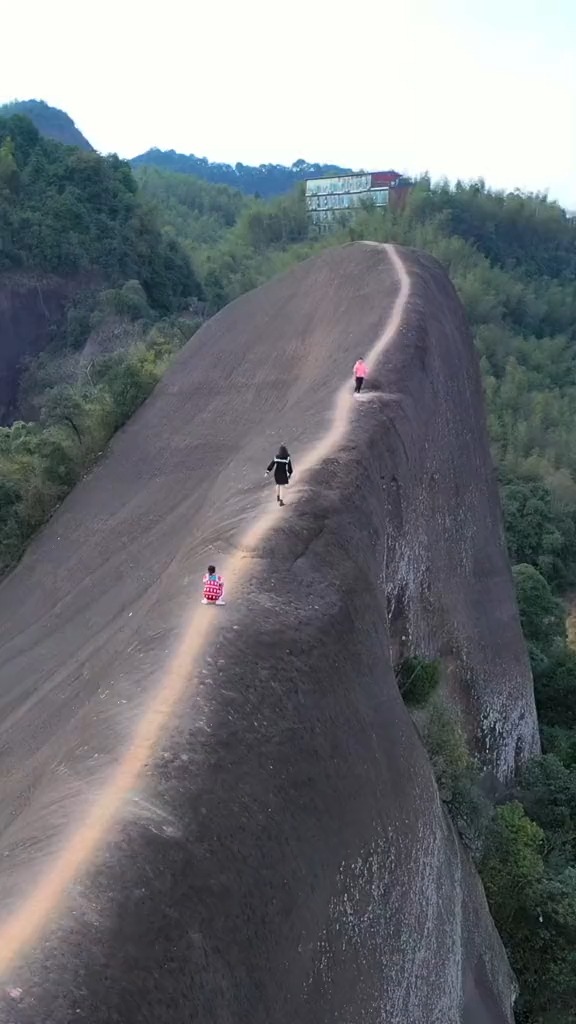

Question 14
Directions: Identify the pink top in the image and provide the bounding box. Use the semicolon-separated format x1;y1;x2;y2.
353;360;368;378
203;573;224;601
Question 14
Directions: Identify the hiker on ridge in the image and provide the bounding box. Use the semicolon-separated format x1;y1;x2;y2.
201;565;226;605
265;444;293;506
353;358;368;394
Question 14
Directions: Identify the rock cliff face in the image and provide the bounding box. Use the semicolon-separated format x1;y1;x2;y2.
377;248;539;778
0;271;94;423
0;243;538;1021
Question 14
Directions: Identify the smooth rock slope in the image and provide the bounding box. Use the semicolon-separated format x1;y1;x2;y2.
0;243;538;1021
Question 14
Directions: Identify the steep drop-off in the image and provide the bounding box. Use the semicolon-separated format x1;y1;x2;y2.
0;243;538;1021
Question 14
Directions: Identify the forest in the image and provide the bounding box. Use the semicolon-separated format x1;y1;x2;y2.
1;116;576;1020
131;148;354;197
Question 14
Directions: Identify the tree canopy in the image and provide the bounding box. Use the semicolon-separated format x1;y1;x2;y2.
131;148;354;197
0;99;93;151
0;113;201;312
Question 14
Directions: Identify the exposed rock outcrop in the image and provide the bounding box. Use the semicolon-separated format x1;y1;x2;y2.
0;243;538;1021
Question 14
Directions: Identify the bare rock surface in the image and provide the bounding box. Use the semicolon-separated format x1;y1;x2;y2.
0;243;538;1021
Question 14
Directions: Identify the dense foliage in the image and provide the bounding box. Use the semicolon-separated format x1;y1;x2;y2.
477;564;576;1023
131;148;353;197
0;118;203;571
136;166;248;248
402;571;576;1021
0;113;201;311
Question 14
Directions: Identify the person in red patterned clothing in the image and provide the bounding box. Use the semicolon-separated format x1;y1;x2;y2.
201;565;226;605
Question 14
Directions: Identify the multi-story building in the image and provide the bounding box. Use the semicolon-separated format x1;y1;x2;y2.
305;170;411;228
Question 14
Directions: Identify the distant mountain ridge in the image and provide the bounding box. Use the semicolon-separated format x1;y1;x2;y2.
130;148;355;197
0;99;93;151
2;100;358;197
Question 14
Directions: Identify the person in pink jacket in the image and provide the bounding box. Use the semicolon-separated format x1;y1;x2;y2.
201;565;226;605
353;358;368;394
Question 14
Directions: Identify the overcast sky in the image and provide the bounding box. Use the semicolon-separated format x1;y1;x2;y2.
2;0;575;208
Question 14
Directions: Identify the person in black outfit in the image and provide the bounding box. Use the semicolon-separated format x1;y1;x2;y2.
265;444;293;506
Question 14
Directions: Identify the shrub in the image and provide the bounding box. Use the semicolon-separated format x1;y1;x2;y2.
98;280;153;321
93;346;161;429
423;701;490;857
397;656;440;708
481;802;545;917
513;563;566;665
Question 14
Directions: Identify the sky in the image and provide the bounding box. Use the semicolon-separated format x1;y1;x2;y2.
1;0;575;208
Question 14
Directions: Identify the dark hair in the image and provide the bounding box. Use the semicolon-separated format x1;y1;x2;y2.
277;444;289;459
207;564;216;574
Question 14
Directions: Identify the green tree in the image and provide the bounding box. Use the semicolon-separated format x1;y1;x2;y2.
481;802;544;921
0;112;200;312
519;756;576;865
0;137;19;193
535;649;576;731
512;564;565;668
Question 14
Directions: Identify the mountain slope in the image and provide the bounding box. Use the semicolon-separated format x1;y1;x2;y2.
0;100;93;150
0;242;536;1022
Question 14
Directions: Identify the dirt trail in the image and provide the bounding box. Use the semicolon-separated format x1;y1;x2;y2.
0;244;409;976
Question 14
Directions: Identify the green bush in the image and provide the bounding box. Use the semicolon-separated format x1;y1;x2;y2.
423;701;490;857
513;563;566;669
98;280;153;321
481;802;545;920
397;656;440;708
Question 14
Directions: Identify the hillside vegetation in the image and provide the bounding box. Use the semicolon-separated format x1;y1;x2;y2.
0;99;93;151
0;113;200;309
0;114;202;571
131;148;353;197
